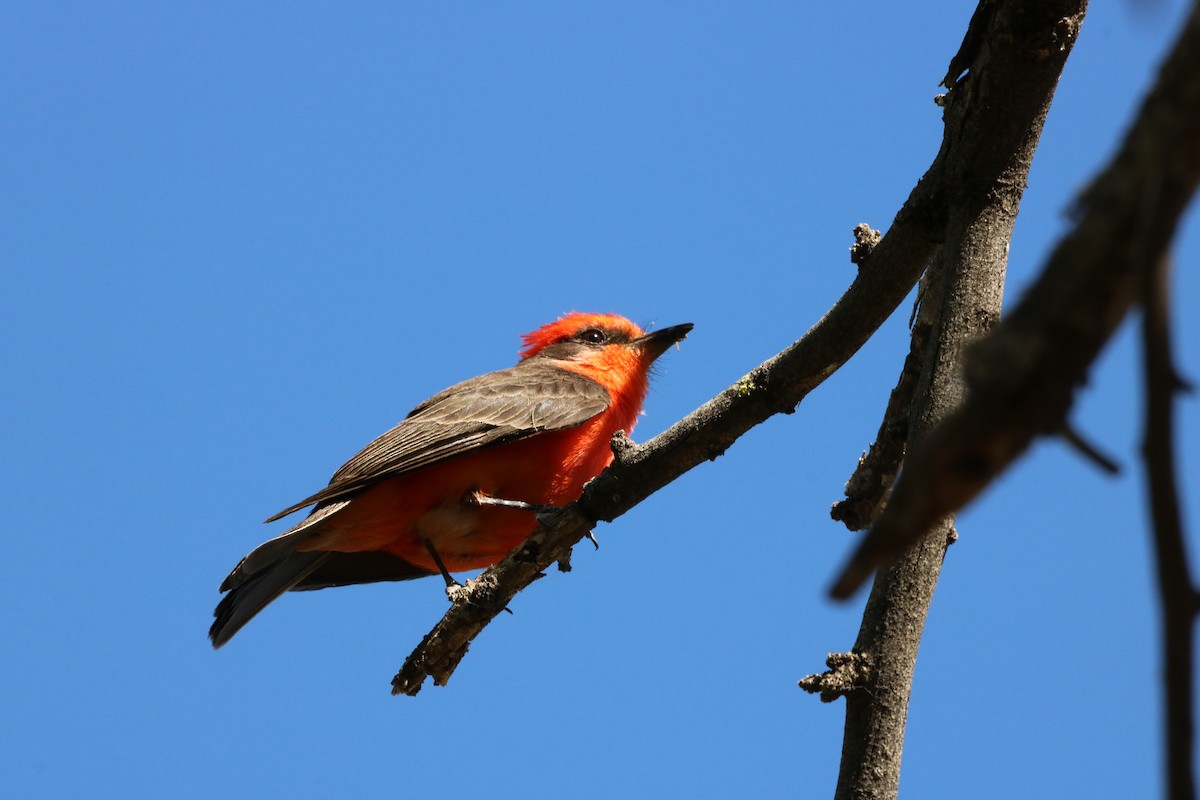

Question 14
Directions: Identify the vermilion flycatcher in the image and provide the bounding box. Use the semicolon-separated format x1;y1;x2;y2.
210;312;691;647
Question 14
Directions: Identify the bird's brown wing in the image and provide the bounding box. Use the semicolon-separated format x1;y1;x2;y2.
214;350;611;647
264;360;612;522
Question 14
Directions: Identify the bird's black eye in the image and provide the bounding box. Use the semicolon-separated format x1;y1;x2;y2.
576;328;607;344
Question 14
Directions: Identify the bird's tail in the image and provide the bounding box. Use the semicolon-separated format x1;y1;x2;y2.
209;551;332;649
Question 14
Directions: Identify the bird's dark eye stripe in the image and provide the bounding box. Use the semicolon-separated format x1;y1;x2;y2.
553;326;633;347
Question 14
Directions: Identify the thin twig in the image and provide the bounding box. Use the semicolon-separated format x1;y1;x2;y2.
1141;254;1196;800
831;262;941;531
1058;422;1122;475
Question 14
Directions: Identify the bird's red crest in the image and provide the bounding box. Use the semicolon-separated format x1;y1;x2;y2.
518;312;646;359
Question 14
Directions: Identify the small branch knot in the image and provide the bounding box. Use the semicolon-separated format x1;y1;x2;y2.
609;430;637;463
850;224;883;265
798;651;873;702
455;572;505;606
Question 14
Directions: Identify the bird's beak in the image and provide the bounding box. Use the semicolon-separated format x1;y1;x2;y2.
632;323;694;361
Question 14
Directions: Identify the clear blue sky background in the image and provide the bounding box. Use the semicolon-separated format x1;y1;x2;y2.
4;3;1198;798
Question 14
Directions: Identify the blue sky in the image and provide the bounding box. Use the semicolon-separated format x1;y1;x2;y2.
3;3;1198;798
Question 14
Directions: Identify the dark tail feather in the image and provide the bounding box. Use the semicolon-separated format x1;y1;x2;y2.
209;551;332;649
220;499;352;592
292;551;435;591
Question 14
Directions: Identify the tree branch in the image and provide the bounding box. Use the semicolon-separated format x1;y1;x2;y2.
832;0;1200;600
825;3;1088;797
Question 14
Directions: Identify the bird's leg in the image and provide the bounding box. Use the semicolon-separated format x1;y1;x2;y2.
421;538;460;590
471;491;599;549
421;537;513;613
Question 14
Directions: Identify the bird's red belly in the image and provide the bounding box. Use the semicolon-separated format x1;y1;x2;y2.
297;417;624;573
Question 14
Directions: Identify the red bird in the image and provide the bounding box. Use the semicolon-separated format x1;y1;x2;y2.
210;312;692;647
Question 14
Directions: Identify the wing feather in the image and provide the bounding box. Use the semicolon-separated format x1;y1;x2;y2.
264;361;610;522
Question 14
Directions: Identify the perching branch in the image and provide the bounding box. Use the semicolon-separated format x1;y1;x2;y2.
391;0;1088;697
391;218;934;692
391;160;947;694
392;162;950;694
832;0;1200;600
